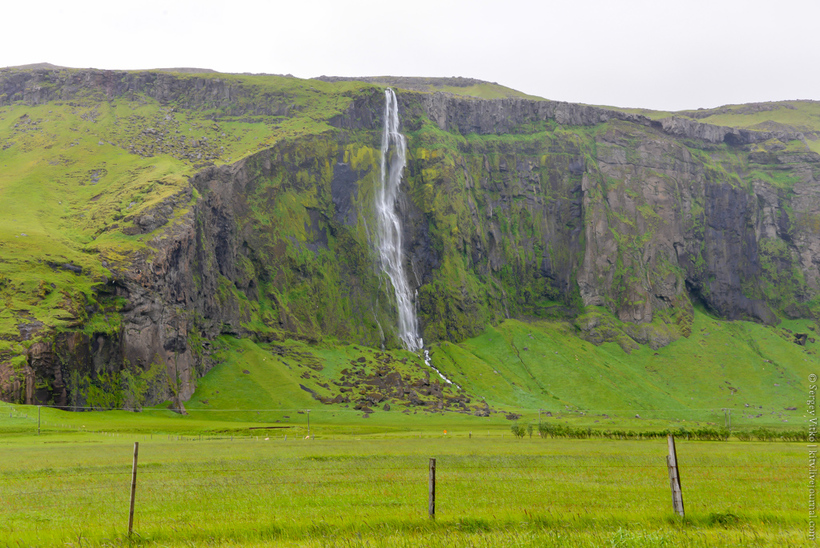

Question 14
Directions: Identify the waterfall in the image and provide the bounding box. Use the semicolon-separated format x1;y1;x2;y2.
375;89;422;352
374;89;460;389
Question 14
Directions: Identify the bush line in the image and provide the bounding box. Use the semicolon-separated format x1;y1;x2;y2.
507;423;808;442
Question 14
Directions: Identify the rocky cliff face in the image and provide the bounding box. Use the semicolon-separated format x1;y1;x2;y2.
0;68;296;116
395;93;820;348
1;68;819;405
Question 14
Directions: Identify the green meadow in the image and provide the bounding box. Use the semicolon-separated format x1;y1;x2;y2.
0;429;808;547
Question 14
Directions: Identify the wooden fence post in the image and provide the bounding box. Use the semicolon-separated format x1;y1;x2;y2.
128;442;139;536
428;457;436;519
666;434;684;517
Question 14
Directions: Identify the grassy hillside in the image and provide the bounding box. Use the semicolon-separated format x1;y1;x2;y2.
0;70;374;356
162;309;813;432
440;309;813;426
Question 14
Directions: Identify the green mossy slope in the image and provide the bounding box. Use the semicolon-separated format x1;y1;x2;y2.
179;309;815;431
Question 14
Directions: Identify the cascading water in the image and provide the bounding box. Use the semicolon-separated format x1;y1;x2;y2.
375;88;421;352
375;89;460;389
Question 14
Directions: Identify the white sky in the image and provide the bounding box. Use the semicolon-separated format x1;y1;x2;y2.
2;0;818;111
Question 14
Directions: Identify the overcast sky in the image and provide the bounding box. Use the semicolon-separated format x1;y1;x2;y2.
2;0;817;111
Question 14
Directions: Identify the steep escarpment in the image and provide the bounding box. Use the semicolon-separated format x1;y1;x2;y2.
141;91;820;355
1;67;819;407
394;94;820;349
180;97;820;352
0;68;306;117
419;93;808;144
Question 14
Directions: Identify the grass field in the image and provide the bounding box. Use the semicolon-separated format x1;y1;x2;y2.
0;428;808;547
